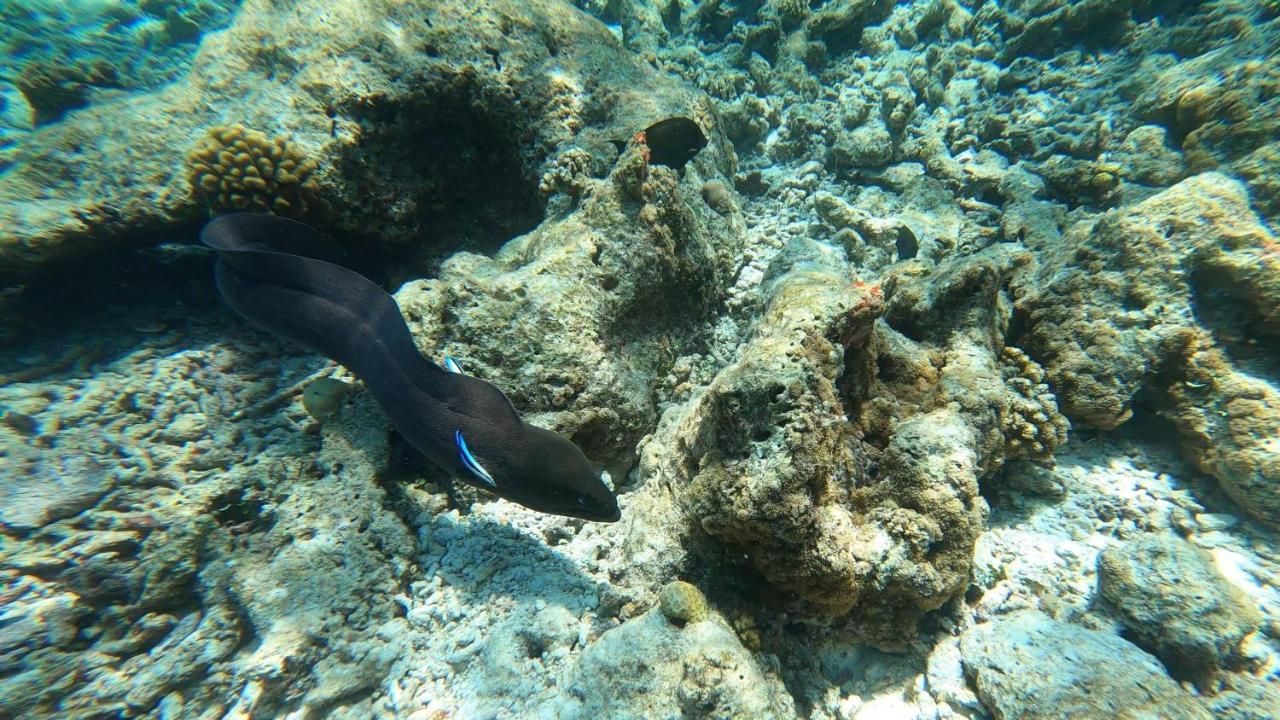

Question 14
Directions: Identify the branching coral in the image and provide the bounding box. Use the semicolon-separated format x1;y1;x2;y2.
186;125;319;215
999;346;1070;462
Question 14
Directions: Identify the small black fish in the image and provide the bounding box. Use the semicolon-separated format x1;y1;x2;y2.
896;226;919;261
641;116;707;170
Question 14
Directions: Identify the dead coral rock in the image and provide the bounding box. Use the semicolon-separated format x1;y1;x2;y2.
657;266;881;610
1014;172;1280;524
0;456;114;532
567;602;796;718
1155;335;1280;526
1098;535;1262;690
960;610;1212;720
873;246;1069;473
640;244;1071;645
1114;125;1187;187
640;251;987;646
186;124;320;215
1133;50;1280;221
395;138;741;476
805;0;896;54
999;0;1137;62
16;60;118;125
1034;155;1122;208
1232;141;1280;219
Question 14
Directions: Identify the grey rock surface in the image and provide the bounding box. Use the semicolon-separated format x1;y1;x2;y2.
0;458;112;530
1098;535;1262;688
562;595;796;719
959;610;1212;720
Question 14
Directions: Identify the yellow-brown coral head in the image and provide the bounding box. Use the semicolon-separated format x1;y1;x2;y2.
187;124;320;216
1000;346;1071;462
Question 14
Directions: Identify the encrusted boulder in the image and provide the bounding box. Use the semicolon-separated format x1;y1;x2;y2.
870;245;1067;475
1133;42;1280;220
1014;173;1280;524
0;0;728;282
640;262;885;617
639;241;1054;645
560;592;796;718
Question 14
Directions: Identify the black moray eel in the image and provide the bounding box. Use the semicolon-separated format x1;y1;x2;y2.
202;213;621;522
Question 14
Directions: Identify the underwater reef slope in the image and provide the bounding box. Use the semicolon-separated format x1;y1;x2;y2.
2;0;1280;718
0;0;724;281
0;0;738;717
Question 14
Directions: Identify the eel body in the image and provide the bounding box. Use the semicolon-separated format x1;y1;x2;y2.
202;213;620;522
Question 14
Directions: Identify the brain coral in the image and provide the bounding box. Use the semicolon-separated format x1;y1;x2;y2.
187;125;319;215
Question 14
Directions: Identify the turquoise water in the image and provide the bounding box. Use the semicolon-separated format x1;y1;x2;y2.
2;2;1278;718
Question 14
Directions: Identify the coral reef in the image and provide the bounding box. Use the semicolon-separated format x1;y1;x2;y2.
186;124;319;215
2;0;1279;717
1134;40;1280;217
1;1;739;714
997;0;1138;61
